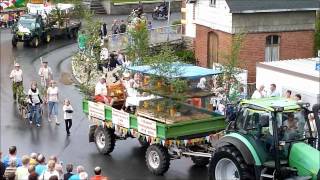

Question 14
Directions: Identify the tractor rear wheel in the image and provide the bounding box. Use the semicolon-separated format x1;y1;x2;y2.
191;156;210;166
145;144;170;175
94;127;116;155
209;146;253;180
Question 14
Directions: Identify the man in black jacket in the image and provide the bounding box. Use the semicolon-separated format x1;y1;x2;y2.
63;164;74;180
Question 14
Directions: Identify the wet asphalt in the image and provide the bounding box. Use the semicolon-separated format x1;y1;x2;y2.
0;13;209;180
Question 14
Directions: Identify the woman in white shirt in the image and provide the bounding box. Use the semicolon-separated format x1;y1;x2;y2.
28;81;43;127
47;80;59;125
63;99;73;136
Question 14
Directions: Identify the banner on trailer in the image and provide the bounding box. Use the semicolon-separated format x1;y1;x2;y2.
88;101;105;120
137;116;157;137
112;108;130;128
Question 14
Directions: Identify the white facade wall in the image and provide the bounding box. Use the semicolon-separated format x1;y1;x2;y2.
193;0;232;33
256;67;320;106
185;3;196;37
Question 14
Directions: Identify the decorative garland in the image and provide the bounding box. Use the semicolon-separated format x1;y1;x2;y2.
94;119;224;147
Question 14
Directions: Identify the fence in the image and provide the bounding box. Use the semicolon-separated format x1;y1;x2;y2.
104;24;183;51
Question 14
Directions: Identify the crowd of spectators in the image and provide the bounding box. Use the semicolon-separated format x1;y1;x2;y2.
0;146;108;180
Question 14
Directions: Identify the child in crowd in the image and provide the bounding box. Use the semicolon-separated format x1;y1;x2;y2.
63;99;73;136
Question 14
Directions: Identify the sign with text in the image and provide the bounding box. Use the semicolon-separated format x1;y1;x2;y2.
88;101;105;120
112;108;130;128
137;117;157;137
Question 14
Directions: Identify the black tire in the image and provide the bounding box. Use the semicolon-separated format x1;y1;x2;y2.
32;37;40;48
145;144;170;175
12;37;17;47
191;156;210;166
138;136;149;148
94;127;116;155
209;146;253;180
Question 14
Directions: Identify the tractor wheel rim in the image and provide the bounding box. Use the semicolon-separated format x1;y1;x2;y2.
47;35;50;42
35;38;39;46
148;150;160;169
96;131;106;149
215;158;240;180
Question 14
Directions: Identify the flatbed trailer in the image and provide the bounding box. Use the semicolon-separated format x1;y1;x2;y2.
83;99;226;175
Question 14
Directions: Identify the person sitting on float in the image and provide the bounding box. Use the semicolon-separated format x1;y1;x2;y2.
94;76;114;105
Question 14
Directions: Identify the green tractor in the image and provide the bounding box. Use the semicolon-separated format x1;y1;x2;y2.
209;98;320;180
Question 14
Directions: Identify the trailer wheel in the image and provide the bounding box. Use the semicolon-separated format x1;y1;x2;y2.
94;127;115;155
45;34;51;43
138;136;149;148
145;144;170;175
209;146;253;180
191;156;210;166
12;37;17;47
32;37;40;48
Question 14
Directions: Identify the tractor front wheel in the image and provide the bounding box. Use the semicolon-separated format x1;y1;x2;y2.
32;37;40;48
94;127;116;155
145;144;170;175
209;146;253;180
45;34;51;43
191;156;210;166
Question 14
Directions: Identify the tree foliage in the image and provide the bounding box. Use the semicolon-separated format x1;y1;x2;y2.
126;18;149;64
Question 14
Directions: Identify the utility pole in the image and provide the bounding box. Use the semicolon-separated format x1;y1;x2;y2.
166;0;171;41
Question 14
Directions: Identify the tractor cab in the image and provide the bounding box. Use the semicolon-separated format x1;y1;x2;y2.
222;97;320;180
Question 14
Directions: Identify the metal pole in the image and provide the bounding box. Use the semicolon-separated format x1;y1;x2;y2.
166;0;171;41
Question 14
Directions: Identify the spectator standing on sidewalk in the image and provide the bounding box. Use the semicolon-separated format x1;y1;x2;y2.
101;23;108;40
15;155;30;180
47;80;60;125
9;63;23;102
267;83;280;97
35;154;47;176
69;166;85;180
251;85;266;99
2;146;22;168
28;81;43;127
63;164;74;180
119;20;126;34
49;156;63;178
63;99;73;136
0;152;5;180
111;20;119;41
90;167;108;180
38;61;53;89
41;160;59;180
3;160;17;179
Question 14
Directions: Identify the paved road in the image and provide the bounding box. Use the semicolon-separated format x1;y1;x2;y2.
0;14;209;180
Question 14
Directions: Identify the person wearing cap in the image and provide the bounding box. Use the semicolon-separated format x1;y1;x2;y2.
94;77;113;105
38;61;53;89
9;63;23;101
90;167;108;180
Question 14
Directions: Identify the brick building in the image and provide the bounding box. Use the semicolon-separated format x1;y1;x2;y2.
181;0;319;82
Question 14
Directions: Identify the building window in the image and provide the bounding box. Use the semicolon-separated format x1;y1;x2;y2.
210;0;216;7
265;35;280;62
